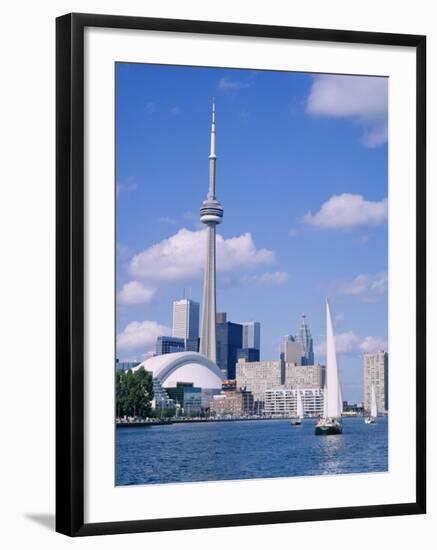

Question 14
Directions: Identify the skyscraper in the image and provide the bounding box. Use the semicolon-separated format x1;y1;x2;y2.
172;298;200;351
280;335;302;365
296;314;314;365
242;321;261;352
216;318;243;379
364;351;388;414
199;101;223;363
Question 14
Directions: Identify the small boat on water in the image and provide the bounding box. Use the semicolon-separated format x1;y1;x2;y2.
291;391;304;426
315;301;343;436
364;384;377;424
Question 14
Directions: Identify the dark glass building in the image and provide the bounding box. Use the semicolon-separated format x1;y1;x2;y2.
166;382;202;416
216;318;243;379
237;347;260;362
155;335;185;355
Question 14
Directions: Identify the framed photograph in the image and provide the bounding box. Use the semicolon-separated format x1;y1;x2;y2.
56;13;426;536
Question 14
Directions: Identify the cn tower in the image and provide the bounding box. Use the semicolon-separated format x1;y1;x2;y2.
199;101;223;363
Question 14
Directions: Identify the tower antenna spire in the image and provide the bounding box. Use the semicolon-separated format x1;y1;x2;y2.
200;101;224;362
208;99;216;198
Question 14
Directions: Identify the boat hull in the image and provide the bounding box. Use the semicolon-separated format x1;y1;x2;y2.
315;420;343;435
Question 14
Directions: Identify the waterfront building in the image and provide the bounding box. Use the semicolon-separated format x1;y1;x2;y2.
280;335;302;365
155;335;185;355
211;389;254;416
242;321;261;351
166;382;202;416
151;379;176;413
264;387;324;417
364;350;388;414
296;314;315;365
134;351;224;391
285;363;326;389
115;359;140;371
236;359;285;404
237;347;260;362
200;388;222;410
172;298;200;351
216;318;243;379
236;358;325;412
199;102;223;362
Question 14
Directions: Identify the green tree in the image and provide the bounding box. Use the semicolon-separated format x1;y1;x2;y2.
115;367;154;419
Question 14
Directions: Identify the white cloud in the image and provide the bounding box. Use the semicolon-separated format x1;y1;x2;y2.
306;74;388;148
116;242;134;261
218;76;251;91
170;105;182;115
146;102;156;114
303;194;387;229
117;320;170;351
158;216;177;225
116;178;138;197
359;336;388;353
241;271;288;286
288;228;297;238
130;228;274;282
338;272;387;301
118;281;156;306
315;330;387;357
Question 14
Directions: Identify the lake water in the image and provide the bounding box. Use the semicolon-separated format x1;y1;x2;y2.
116;416;388;486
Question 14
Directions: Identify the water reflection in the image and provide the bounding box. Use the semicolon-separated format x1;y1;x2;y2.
116;416;388;485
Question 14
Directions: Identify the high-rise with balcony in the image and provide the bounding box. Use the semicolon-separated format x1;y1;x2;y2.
364;350;388;414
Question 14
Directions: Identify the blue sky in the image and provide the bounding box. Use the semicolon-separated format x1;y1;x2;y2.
115;63;388;403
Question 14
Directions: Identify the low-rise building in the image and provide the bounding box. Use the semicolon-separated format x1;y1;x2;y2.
264;387;324;417
166;382;202;416
211;389;254;416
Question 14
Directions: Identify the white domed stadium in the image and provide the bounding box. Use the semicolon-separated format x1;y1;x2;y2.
134;351;225;390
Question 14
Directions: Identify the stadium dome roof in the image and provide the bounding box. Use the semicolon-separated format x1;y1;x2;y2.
134;351;225;389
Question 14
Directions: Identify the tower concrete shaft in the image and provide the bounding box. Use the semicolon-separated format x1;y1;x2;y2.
200;101;223;362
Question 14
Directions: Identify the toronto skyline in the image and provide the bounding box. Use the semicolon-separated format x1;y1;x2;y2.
115;63;388;403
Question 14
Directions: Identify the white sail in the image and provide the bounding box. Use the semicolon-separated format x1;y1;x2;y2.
296;390;304;418
338;382;343;415
323;385;328;418
370;384;378;418
326;300;341;418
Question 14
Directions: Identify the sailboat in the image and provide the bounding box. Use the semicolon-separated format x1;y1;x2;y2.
291;390;303;426
315;301;343;435
364;384;377;424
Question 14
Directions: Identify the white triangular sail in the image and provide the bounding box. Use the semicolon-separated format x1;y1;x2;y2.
326;301;341;418
323;385;328;418
296;390;304;418
338;382;343;415
370;384;377;418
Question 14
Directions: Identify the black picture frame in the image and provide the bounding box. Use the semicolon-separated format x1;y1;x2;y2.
56;12;426;537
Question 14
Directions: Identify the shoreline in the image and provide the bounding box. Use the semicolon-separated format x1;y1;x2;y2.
116;414;372;428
